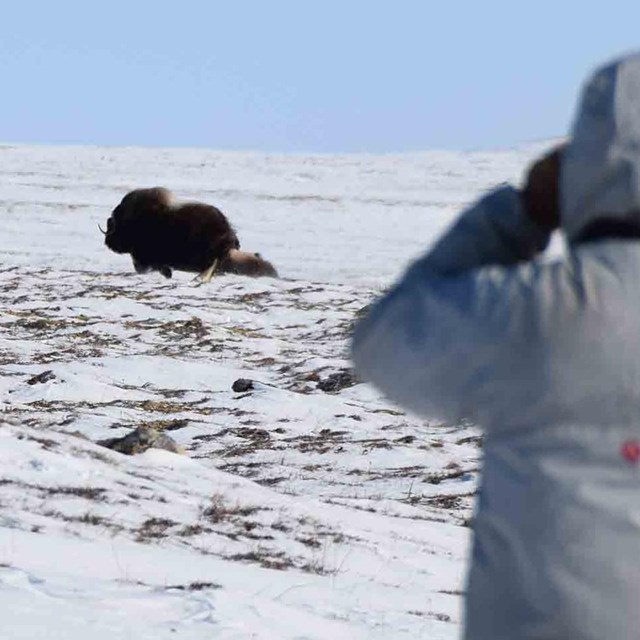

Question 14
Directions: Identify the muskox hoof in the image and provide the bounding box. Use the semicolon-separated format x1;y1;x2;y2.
159;266;173;279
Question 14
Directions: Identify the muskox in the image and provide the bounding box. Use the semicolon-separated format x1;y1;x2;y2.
102;187;278;281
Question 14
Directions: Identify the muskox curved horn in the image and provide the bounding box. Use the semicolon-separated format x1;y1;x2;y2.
98;223;107;235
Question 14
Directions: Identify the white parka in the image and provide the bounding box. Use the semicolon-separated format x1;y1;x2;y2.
352;53;640;639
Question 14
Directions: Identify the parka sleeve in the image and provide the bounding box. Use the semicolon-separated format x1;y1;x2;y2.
351;185;552;421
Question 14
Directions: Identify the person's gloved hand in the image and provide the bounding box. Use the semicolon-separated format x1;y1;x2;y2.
521;144;565;231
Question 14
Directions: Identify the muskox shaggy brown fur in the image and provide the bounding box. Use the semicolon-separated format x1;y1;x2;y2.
103;188;278;280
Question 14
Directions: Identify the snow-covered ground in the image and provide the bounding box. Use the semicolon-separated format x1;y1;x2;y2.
0;141;556;638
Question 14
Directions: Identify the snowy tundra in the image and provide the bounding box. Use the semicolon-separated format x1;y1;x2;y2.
0;141;556;639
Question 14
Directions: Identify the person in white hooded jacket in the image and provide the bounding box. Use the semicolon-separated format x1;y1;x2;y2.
352;52;640;640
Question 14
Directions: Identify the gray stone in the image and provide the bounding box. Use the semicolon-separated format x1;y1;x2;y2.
98;426;184;455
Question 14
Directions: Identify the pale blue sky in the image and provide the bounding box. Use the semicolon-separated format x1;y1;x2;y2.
2;1;640;152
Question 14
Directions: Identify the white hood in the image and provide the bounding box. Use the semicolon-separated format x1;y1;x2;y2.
562;52;640;240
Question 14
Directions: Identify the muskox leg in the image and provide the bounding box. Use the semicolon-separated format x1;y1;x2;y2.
133;259;152;274
197;259;219;284
158;266;172;279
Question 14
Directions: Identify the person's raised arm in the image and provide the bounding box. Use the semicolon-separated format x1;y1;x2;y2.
352;147;563;420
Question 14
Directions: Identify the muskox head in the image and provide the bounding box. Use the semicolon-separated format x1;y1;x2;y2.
102;187;172;255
